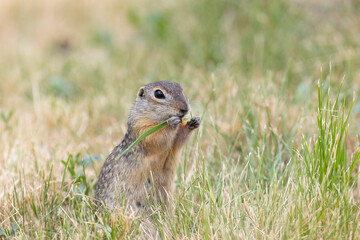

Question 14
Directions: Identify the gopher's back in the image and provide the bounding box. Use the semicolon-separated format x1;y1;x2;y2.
95;132;144;209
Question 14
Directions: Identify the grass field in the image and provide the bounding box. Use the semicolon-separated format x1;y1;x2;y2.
1;0;360;238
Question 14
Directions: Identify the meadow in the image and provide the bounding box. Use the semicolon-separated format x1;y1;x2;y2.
1;0;360;238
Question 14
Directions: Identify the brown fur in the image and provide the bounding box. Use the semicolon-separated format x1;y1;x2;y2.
95;81;201;215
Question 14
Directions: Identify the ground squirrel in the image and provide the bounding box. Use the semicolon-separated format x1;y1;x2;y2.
95;81;201;213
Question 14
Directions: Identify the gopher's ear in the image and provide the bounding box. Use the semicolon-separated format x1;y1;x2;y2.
138;87;145;98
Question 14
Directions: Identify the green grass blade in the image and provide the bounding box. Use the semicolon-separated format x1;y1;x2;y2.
115;120;169;160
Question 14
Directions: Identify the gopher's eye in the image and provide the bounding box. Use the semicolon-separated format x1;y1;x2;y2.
154;90;165;99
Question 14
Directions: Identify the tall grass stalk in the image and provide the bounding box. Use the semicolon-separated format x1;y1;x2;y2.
300;72;359;194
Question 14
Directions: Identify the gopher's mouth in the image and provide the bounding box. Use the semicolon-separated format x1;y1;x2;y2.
177;114;190;122
178;110;190;119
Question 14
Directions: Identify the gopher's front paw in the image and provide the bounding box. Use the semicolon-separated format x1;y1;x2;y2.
187;117;201;130
167;116;181;128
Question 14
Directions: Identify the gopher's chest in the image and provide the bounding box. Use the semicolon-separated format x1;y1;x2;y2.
143;150;168;169
140;150;176;185
127;152;175;210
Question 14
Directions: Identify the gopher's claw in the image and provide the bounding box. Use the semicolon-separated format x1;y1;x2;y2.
167;116;181;128
187;117;201;130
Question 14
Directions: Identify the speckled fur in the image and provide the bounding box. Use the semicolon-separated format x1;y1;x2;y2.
95;81;201;214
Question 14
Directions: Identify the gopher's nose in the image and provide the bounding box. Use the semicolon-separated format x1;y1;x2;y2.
179;107;189;117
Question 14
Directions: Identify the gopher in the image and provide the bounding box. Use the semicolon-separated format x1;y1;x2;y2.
95;81;201;213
